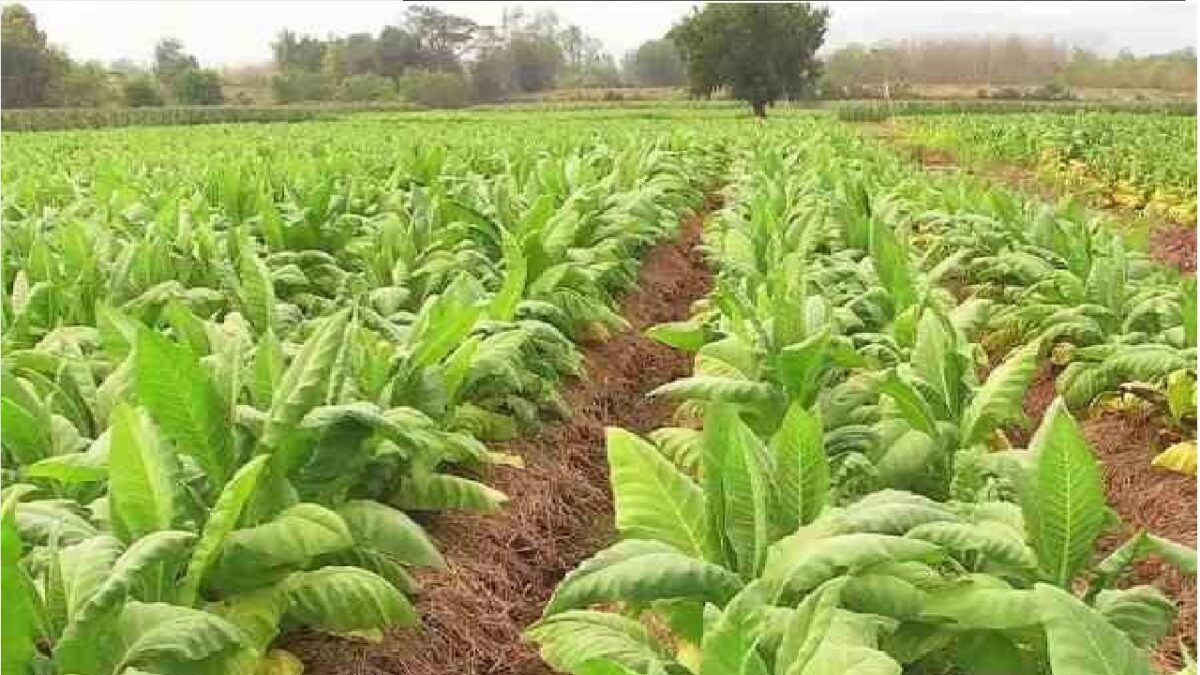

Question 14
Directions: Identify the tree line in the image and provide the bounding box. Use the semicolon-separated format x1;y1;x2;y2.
823;36;1196;95
2;2;1193;113
1;4;223;108
0;3;690;110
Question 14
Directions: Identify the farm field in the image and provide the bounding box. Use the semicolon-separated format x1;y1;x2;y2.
1;108;1196;675
898;112;1198;227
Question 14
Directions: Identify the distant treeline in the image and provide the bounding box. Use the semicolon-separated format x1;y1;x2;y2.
3;2;1195;114
836;98;1197;122
824;36;1196;95
1;3;689;110
0;102;425;132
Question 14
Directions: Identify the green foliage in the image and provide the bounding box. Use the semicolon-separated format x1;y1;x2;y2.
397;70;470;108
669;3;829;116
337;73;398;102
2;113;717;673
123;76;165;108
622;39;687;88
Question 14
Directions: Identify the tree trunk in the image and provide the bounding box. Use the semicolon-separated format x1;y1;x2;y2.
751;99;767;118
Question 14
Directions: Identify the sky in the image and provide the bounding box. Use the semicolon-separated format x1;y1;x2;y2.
14;1;1198;69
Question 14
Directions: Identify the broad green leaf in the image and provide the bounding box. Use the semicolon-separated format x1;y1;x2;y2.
607;427;706;559
115;601;250;672
1024;398;1106;588
179;455;269;606
409;274;483;368
526;610;674;674
960;340;1040;446
1035;582;1153;675
252;329;285;411
763;532;942;597
262;309;351;449
135;328;231;486
921;580;1038;629
391;473;508;512
869;218;917;314
336;500;444;569
776;332;829;406
840;574;927;620
905;521;1036;570
108;403;180;542
283;566;417;632
1;504;34;675
911;309;966;419
876;371;938;436
488;229;527;322
651;376;780;407
709;404;771;578
700;582;773;675
440;334;481;410
646;320;710;352
237;246;276;336
13;499;98;545
770;403;828;533
824;490;960;536
0;396;49;464
1094;586;1176;648
545;541;742;615
775;579;845;674
55;530;197;673
209;503;352;592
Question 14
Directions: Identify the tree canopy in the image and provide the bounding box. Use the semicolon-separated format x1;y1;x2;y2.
669;3;829;116
623;39;686;88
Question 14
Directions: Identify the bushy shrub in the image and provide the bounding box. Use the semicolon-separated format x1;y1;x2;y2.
271;70;326;103
397;70;470;108
123;75;164;107
171;68;223;105
337;73;397;102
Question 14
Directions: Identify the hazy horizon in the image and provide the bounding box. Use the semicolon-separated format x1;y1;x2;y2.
9;1;1197;69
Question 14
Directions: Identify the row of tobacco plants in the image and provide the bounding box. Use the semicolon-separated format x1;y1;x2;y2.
528;117;1197;674
0;117;726;674
903;111;1198;225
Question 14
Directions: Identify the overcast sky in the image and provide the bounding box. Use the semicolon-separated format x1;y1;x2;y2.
14;1;1198;68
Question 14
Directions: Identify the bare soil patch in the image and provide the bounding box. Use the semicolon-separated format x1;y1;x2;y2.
287;198;716;675
1150;224;1198;275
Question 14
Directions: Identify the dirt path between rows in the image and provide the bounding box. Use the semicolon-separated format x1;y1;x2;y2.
861;120;1197;274
287;197;717;675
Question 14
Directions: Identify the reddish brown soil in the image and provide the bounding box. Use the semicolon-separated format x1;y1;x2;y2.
286;201;716;675
1150;224;1198;275
1018;365;1197;671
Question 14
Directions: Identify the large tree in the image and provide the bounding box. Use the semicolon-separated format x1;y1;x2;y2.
153;37;199;84
1;4;62;107
669;3;828;117
623;39;686;87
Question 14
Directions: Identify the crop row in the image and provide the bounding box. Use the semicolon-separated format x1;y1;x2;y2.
529;117;1196;674
903;112;1198;224
0;119;725;674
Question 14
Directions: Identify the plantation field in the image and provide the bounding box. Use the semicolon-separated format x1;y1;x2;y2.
1;110;1196;675
902;112;1198;225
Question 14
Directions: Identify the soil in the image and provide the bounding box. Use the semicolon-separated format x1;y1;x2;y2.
1017;364;1197;671
286;198;716;675
1150;224;1198;275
